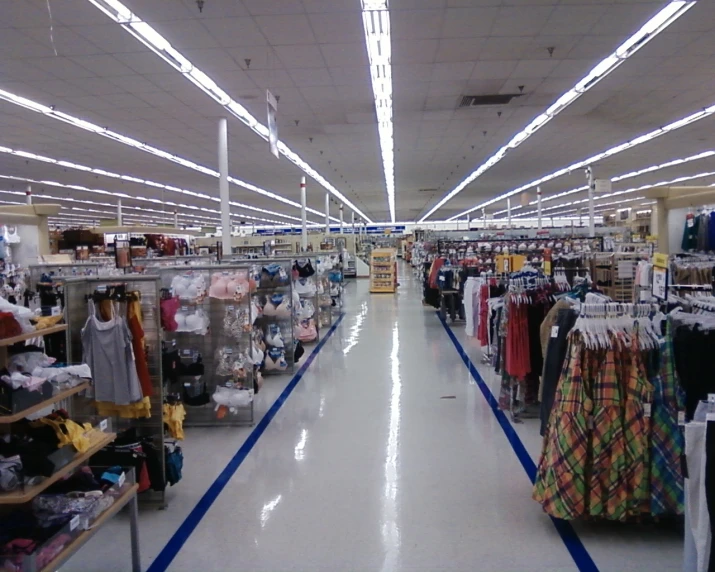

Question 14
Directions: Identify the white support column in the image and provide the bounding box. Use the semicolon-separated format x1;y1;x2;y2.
466;213;470;231
656;197;668;254
537;186;543;230
25;184;32;205
174;210;178;228
587;166;595;236
339;204;344;234
218;118;231;258
507;197;512;229
300;176;308;252
324;192;330;235
117;199;122;226
482;208;486;230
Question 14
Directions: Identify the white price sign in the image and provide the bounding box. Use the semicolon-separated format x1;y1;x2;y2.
651;266;668;301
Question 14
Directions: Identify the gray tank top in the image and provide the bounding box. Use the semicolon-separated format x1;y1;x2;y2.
81;301;143;405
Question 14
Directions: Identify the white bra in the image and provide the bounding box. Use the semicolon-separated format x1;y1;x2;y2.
263;296;291;319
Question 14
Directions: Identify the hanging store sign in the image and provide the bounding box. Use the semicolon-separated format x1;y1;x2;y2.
651;252;669;301
267;90;279;159
594;179;612;194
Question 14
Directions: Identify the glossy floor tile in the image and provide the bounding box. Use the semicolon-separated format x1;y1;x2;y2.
65;264;683;571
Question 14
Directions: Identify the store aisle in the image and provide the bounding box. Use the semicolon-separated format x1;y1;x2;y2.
159;266;578;572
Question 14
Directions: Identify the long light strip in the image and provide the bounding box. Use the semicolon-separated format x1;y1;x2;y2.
361;1;395;222
492;150;715;216
0;90;337;222
84;0;370;223
0;188;297;228
0;146;314;224
449;102;715;221
419;0;696;221
508;171;715;219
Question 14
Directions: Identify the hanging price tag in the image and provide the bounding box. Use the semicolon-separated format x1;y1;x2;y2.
551;326;559;338
99;419;108;431
687;217;695;228
678;411;686;426
182;349;191;356
181;306;188;312
643;403;651;418
117;472;126;488
70;515;80;531
51;306;61;316
708;394;715;404
228;305;235;311
707;412;715;422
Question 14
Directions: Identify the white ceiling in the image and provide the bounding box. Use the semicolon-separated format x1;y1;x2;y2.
0;0;714;226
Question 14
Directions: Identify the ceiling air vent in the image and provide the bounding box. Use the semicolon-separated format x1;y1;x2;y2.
458;94;522;108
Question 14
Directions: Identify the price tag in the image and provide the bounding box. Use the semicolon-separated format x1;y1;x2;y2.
51;305;61;316
99;419;108;431
438;275;445;282
182;349;191;356
97;285;107;293
643;403;651;418
707;412;715;422
708;394;715;404
184;382;191;387
117;472;126;487
225;348;233;354
551;326;559;338
678;411;686;426
70;515;80;531
228;305;235;311
181;306;188;312
688;217;695;228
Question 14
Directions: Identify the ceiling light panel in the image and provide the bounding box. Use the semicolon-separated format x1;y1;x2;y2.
420;0;697;222
85;0;370;223
362;2;395;222
0;89;335;223
0;146;313;225
449;102;715;221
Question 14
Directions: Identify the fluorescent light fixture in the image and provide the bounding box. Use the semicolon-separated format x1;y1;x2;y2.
85;0;371;222
0;145;318;225
361;2;395;221
449;102;715;221
0;88;336;222
421;0;697;221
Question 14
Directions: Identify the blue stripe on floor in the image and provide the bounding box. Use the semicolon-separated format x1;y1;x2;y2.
147;313;345;572
437;313;599;572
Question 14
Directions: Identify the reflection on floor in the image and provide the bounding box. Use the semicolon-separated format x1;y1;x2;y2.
66;265;682;572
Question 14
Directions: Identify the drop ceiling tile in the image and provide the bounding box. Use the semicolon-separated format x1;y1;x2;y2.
511;59;560;78
308;12;364;44
121;0;195;22
288;67;333;87
329;66;370;86
113;51;176;75
491;5;555;36
22;26;104;57
182;48;243;72
0;29;57;59
29;79;88;98
320;43;368;68
198;17;268;48
254;14;315;45
549;58;593;79
441;7;498;38
466;78;508;94
71;54;138;77
155;19;222;49
392;39;438;65
590;3;665;37
247;69;296;89
541;4;609;36
302;0;360;13
470;60;518;80
479;37;539;60
392;10;445;40
106;74;167;94
28;56;97;80
393;63;433;82
432;61;475;81
427;80;467;97
243;0;305;15
274;44;326;68
435;38;487;63
0;60;54;82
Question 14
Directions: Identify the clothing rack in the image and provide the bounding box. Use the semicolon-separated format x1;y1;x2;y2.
62;275;168;508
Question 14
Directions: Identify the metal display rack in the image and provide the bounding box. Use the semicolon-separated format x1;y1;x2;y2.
157;265;255;427
62;275;168;507
0;325;140;572
28;263;102;289
253;259;295;376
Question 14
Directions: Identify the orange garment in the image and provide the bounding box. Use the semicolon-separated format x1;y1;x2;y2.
127;297;153;398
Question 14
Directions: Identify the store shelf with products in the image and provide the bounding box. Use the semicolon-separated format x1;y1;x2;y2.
370;248;396;293
157;265;256;426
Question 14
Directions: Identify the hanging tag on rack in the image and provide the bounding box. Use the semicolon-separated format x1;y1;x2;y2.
99;419;108;431
181;306;188;312
643;403;651;418
551;326;559;338
117;472;126;488
182;349;191;356
228;305;235;311
96;285;107;293
69;515;80;531
708;394;715;404
707;412;715;422
51;305;61;316
678;411;686;426
687;217;695;228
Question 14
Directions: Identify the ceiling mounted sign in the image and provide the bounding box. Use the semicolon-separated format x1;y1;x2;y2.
520;192;530;207
266;90;279;159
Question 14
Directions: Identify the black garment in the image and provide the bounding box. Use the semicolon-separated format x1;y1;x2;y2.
540;307;577;436
706;421;715;572
293;259;315;278
673;326;715;419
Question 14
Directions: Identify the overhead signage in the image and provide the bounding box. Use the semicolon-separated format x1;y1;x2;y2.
267;90;279;159
594;179;612;194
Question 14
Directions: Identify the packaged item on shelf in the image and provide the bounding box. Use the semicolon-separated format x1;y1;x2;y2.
295;319;318;343
261;294;292;318
259;263;290;288
292;258;315;278
263;348;288;372
170;272;206;303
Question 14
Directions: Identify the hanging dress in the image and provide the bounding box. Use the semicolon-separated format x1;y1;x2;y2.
588;337;627;520
533;333;593;520
650;320;686;515
81;300;143;406
622;330;654;517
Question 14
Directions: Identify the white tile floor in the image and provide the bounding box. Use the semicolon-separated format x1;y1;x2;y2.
65;263;683;571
